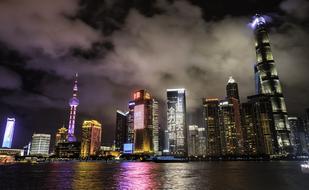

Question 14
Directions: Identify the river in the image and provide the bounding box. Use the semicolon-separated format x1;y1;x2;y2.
0;161;308;190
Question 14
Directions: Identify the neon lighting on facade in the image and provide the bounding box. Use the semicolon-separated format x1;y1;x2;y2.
2;118;15;148
250;14;267;29
134;104;144;129
68;73;79;142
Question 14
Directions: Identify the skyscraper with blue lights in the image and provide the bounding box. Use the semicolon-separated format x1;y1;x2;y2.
2;118;15;148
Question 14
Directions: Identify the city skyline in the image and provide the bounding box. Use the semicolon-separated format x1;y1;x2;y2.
0;0;308;149
1;1;309;190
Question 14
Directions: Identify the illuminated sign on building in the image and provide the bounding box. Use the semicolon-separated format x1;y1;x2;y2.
134;104;144;129
167;89;187;156
123;143;134;154
2;118;15;148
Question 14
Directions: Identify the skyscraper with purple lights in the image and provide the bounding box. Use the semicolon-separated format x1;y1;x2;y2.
2;118;15;148
67;73;79;142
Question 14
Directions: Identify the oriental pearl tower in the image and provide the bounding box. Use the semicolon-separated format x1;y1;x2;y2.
67;73;79;142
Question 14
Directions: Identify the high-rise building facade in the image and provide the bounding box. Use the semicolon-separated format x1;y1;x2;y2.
55;126;68;146
188;125;198;156
127;101;135;144
203;98;221;156
115;110;128;151
247;95;275;155
2;118;15;148
305;109;309;152
197;127;207;156
241;102;262;155
81;120;102;158
187;125;207;157
131;90;158;154
288;117;307;155
152;99;159;154
218;99;243;155
163;129;169;153
30;134;51;156
167;88;187;156
252;14;291;154
226;77;243;154
68;73;79;142
23;142;31;156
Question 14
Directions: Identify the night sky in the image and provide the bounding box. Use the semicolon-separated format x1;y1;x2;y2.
0;0;308;148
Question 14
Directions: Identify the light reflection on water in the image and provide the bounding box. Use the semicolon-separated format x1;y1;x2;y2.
116;162;160;189
0;161;308;190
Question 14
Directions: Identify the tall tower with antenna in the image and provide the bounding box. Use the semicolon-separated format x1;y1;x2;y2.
67;73;79;142
251;14;291;154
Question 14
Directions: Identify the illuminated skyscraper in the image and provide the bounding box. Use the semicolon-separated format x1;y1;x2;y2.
226;76;239;101
30;134;51;156
80;120;102;158
247;95;276;155
2;118;15;148
225;77;243;154
163;129;169;154
55;126;68;146
167;89;187;156
188;125;206;157
197;127;207;156
152;99;159;154
131;90;158;154
288;117;307;155
219;99;243;155
203;98;221;156
127;101;135;143
305;109;309;152
188;125;198;156
68;73;79;142
251;14;291;154
115;110;128;151
241;102;264;155
23;142;31;156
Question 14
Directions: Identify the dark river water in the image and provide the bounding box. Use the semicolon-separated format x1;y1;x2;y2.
0;161;308;190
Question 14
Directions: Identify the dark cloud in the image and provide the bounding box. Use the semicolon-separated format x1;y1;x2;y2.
0;92;63;109
103;2;255;110
0;67;21;90
0;0;101;57
280;0;309;19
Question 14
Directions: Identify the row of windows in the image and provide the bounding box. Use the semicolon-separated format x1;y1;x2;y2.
256;46;274;63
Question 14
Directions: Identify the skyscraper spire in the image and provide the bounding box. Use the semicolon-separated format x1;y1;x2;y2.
226;76;239;100
68;73;79;142
228;76;236;84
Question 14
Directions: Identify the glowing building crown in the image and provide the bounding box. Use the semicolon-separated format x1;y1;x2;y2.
251;14;266;29
228;76;236;84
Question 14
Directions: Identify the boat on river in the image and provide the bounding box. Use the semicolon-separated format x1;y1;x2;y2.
301;161;309;174
153;156;189;163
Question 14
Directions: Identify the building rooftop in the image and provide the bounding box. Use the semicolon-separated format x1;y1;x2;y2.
228;76;236;84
